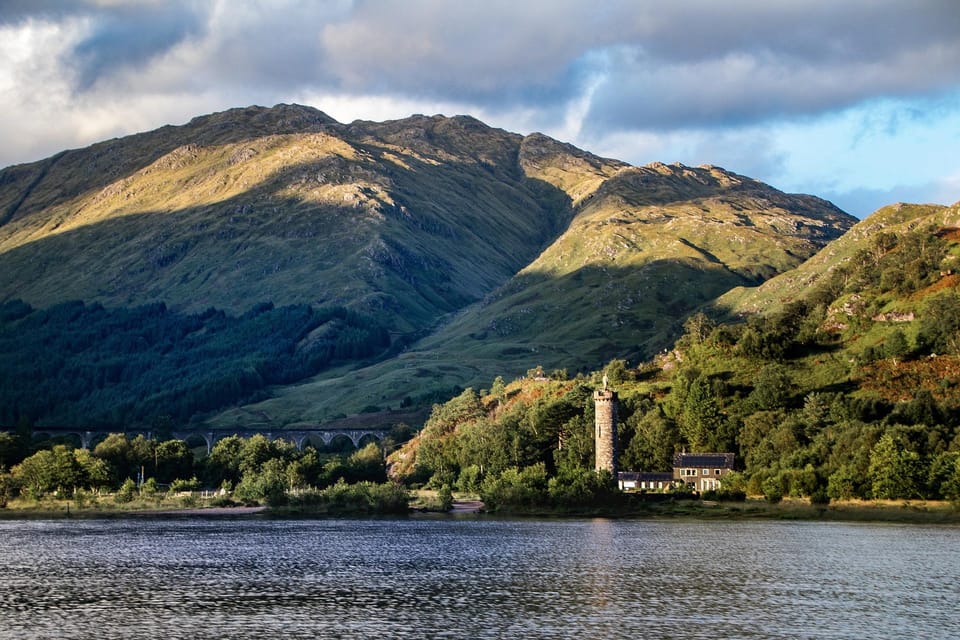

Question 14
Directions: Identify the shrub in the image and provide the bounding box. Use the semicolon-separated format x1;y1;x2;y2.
169;477;201;492
436;484;454;511
286;480;409;514
73;488;92;509
209;495;237;507
762;477;783;503
0;469;12;508
547;468;618;508
114;478;136;504
457;464;482;494
479;464;548;510
810;488;831;506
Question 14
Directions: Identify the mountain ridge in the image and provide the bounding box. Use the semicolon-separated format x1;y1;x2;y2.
0;104;856;426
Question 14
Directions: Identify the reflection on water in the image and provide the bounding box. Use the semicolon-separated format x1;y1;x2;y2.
1;517;958;639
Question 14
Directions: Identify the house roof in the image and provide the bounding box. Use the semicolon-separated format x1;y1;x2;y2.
673;452;735;468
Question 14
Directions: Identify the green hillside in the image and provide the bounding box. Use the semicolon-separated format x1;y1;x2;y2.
394;203;960;504
0;104;855;428
715;202;960;317
211;160;853;426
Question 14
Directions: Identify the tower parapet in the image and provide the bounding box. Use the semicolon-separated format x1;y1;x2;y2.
594;389;618;476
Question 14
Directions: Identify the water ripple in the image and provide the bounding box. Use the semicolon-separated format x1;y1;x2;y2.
0;519;958;639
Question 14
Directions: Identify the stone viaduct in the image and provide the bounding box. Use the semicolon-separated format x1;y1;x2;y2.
25;426;388;453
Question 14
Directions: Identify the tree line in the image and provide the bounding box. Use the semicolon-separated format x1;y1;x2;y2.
3;225;958;512
0;430;412;510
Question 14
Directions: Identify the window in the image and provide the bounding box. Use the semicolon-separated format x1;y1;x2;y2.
703;469;710;475
715;469;722;475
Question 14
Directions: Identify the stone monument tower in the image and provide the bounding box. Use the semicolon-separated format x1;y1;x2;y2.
594;375;618;476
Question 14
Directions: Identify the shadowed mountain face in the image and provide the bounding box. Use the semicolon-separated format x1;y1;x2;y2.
0;104;857;425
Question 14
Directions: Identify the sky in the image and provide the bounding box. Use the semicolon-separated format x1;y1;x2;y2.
1;1;959;218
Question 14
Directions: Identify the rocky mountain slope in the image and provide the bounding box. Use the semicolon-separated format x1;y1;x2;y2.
0;104;856;427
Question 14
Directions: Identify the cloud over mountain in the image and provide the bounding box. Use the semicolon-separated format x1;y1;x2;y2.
1;0;958;217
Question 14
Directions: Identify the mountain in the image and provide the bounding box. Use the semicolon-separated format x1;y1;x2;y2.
392;201;960;504
0;105;573;332
0;104;855;427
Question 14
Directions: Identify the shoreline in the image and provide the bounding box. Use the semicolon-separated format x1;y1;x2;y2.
481;497;960;524
1;497;958;524
0;503;270;520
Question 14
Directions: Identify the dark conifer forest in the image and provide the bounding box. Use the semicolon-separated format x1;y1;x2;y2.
0;300;389;427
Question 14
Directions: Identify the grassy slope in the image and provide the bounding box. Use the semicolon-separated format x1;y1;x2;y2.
708;201;960;403
0;107;568;334
212;160;854;425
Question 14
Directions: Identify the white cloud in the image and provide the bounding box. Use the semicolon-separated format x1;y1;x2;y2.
0;17;90;162
0;0;959;219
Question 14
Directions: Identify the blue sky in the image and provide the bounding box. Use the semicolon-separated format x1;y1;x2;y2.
1;0;958;218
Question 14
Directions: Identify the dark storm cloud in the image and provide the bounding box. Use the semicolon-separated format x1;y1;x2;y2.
0;1;207;90
315;0;613;104
283;0;960;132
69;3;207;90
8;0;956;134
181;3;347;93
0;0;79;22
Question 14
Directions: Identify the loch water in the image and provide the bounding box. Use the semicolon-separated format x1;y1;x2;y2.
1;516;958;639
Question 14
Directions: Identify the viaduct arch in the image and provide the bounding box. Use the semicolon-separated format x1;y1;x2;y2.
23;426;389;453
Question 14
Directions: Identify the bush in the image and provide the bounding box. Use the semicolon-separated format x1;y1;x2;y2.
547;468;618;508
436;484;454;511
114;478;136;504
762;477;783;503
827;465;859;501
169;477;201;492
286;480;409;514
479;464;548;510
457;464;482;494
669;483;696;497
810;488;831;506
0;470;12;508
235;471;286;506
209;495;237;508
